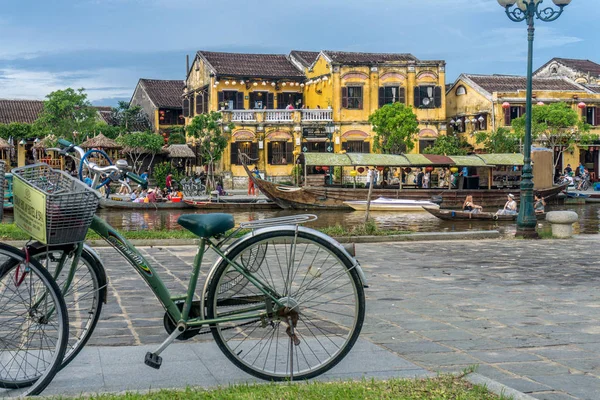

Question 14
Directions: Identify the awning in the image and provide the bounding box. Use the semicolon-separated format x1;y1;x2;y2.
476;153;524;166
422;154;455;165
448;155;489;167
402;154;436;166
346;153;410;167
302;153;351;166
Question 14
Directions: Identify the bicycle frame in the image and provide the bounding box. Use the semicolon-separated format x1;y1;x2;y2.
88;215;286;327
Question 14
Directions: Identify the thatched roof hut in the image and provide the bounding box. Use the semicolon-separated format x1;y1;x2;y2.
81;133;121;149
0;137;9;149
33;135;57;149
167;144;195;158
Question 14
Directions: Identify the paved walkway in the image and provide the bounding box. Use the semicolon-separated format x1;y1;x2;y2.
14;238;600;399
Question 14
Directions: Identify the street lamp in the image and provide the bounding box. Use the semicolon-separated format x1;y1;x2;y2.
497;0;571;238
325;121;335;184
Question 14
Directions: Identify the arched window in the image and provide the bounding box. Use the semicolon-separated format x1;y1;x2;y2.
456;85;467;96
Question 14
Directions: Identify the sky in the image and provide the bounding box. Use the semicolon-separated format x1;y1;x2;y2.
0;0;596;106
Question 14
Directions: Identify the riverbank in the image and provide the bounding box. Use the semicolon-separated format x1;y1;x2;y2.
0;223;500;247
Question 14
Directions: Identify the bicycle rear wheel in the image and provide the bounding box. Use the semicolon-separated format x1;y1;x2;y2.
205;230;365;380
0;243;68;396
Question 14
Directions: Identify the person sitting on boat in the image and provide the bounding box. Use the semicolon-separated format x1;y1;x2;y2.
130;189;139;202
146;189;157;203
496;193;518;216
463;195;482;214
534;192;546;214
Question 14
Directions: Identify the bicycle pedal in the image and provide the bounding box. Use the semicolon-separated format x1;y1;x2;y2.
144;352;162;369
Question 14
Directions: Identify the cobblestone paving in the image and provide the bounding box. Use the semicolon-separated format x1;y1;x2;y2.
90;238;600;400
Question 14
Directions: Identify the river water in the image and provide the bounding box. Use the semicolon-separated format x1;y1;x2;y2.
4;203;599;237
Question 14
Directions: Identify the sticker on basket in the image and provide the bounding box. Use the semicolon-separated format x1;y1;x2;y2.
106;231;153;277
13;179;47;243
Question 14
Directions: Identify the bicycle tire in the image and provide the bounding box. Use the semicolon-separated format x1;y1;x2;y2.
205;230;365;381
0;243;69;396
19;244;106;370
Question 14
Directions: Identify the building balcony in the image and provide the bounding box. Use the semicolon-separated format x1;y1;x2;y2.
222;109;333;125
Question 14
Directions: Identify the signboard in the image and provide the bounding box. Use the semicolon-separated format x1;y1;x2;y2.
302;127;329;139
13;178;47;243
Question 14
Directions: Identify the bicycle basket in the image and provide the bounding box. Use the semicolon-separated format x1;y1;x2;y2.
0;160;4;221
11;163;100;245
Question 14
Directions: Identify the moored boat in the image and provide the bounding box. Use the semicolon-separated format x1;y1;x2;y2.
423;206;545;221
184;199;278;210
343;197;440;212
99;198;192;210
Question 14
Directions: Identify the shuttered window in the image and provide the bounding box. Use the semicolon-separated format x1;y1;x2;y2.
585;107;599;126
268;142;293;165
343;86;362;109
277;93;302;109
414;86;442;109
230;141;258;165
183;98;190;117
195;88;209;114
219;91;243;110
378;87;405;107
342;141;370;153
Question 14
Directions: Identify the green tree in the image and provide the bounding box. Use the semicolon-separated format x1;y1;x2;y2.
368;103;419;154
512;102;591;177
168;132;186;145
186;112;232;190
474;127;522;154
0;123;36;140
110;101;150;133
33;88;98;142
116;132;164;173
423;134;471;156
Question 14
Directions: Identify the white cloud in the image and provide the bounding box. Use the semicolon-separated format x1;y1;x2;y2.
0;68;133;102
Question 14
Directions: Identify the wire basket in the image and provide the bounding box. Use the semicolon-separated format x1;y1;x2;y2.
11;163;100;245
0;161;5;221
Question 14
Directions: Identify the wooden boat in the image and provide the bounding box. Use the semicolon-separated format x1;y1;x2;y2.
343;197;440;212
248;175;568;210
423;206;545;221
99;198;193;210
184;199;278;210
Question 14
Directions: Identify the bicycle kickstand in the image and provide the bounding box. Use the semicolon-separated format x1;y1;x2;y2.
144;323;185;369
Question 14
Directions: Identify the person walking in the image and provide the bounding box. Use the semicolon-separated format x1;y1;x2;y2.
248;166;259;196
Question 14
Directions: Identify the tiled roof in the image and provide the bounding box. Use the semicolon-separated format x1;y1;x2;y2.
322;51;418;65
584;84;600;94
139;79;184;109
289;51;320;68
198;51;305;79
536;58;600;78
465;74;584;94
0;99;44;124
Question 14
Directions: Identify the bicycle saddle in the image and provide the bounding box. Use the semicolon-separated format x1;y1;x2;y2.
177;213;235;238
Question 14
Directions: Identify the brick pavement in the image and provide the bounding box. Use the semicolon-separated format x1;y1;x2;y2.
89;237;600;400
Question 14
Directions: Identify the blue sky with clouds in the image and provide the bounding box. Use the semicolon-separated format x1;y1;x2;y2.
0;0;595;106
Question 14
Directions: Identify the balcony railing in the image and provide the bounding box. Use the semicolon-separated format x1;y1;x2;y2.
302;109;333;122
231;110;257;122
222;109;332;123
264;110;293;122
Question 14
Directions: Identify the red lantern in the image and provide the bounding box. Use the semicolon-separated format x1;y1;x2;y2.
425;166;434;173
357;167;365;173
404;167;412;173
322;166;329;172
502;102;510;109
578;102;587;109
377;166;384;171
315;166;322;171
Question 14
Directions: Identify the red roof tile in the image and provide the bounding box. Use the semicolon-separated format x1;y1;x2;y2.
466;74;584;94
139;79;184;109
536;58;600;78
289;51;320;68
0;99;44;124
198;51;305;79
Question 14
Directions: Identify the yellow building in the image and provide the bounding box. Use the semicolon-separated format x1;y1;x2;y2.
184;50;447;187
446;73;600;177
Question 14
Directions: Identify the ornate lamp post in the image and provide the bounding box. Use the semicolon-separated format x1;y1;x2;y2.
325;121;335;185
497;0;572;238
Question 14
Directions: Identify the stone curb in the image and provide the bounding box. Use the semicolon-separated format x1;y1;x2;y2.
466;373;538;400
2;230;501;248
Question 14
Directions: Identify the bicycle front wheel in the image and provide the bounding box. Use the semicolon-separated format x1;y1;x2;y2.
205;230;365;380
0;243;68;396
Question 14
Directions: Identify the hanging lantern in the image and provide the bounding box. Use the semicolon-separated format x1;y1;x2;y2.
404;167;411;173
315;166;322;171
322;166;329;172
322;76;329;81
240;80;245;85
300;83;305;87
295;82;299;86
225;81;230;85
215;81;220;85
231;81;236;85
282;82;286;87
377;166;384;172
357;167;365;173
578;102;587;109
271;82;276;87
425;166;434;173
502;102;510;109
350;170;358;177
450;167;459;173
262;81;267;86
253;82;258;86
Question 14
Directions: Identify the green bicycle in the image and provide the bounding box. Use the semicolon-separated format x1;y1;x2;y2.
4;139;366;392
